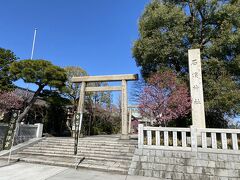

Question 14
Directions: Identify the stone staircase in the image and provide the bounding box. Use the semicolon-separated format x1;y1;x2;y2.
1;135;137;174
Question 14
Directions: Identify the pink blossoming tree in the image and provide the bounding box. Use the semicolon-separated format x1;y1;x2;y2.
0;91;23;112
139;71;191;126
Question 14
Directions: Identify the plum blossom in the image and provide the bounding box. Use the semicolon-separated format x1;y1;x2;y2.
139;71;191;126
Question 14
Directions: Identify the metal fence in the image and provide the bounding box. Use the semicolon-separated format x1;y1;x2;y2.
138;124;240;154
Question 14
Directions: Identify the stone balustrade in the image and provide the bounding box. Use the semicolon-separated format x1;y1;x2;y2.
197;128;240;153
138;124;240;154
130;124;240;178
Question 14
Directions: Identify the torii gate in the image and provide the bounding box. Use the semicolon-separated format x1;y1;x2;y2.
72;74;138;139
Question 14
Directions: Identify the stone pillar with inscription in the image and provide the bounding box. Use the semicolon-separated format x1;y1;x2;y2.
188;49;206;128
3;110;19;150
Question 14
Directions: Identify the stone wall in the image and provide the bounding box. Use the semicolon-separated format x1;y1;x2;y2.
0;123;39;151
128;148;240;179
14;124;38;144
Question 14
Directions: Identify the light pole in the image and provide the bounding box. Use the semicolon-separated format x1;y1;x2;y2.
30;28;37;60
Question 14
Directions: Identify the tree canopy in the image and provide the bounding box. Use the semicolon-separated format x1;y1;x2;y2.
133;0;240;77
0;47;17;91
10;60;66;89
63;66;88;107
9;59;67;122
133;0;240;126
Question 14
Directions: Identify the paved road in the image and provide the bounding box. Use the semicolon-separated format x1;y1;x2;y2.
0;160;157;180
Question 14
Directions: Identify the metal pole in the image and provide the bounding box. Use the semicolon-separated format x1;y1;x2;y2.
7;123;19;164
30;28;37;60
26;28;38;94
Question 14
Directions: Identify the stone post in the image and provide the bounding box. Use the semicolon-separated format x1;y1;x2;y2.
190;126;198;152
188;49;206;128
128;108;132;134
138;124;144;148
35;123;43;138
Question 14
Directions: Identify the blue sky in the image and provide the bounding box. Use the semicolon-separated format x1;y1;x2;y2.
0;0;150;104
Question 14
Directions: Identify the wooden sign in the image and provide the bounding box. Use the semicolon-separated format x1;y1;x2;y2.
3;110;19;150
74;113;80;155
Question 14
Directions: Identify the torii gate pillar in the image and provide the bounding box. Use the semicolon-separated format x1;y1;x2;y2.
121;79;128;139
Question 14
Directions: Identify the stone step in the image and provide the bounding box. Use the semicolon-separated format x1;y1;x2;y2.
1;155;128;174
43;138;134;142
34;143;136;150
40;140;121;144
22;148;133;157
22;149;74;155
18;151;132;161
78;147;134;153
4;136;136;175
4;153;130;167
82;159;130;167
37;141;136;147
24;147;134;156
38;140;137;145
79;149;133;156
27;146;134;153
43;138;137;145
27;146;74;152
17;151;75;158
45;137;134;142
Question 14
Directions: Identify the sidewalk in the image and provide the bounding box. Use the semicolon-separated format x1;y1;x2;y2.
0;160;157;180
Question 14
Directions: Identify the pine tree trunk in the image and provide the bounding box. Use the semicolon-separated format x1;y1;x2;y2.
17;85;44;123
